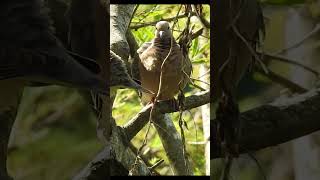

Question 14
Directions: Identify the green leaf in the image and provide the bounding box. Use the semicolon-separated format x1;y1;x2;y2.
192;58;207;64
198;42;210;54
191;37;199;58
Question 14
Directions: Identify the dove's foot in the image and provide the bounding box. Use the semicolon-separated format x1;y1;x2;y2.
159;98;179;111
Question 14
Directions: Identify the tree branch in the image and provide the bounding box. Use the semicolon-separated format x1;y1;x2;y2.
153;113;191;175
192;5;210;29
110;4;135;61
123;90;209;141
129;12;197;30
212;88;320;158
259;52;320;77
254;66;308;94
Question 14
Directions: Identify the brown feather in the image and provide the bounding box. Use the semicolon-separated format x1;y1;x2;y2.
137;21;192;104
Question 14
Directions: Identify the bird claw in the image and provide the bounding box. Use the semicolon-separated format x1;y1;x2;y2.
160;98;179;111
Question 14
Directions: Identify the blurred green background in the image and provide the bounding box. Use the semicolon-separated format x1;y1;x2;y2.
8;86;103;180
212;0;320;180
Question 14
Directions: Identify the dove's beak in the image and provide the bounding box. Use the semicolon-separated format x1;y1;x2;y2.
159;31;165;39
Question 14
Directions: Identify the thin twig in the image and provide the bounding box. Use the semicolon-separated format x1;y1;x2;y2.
255;66;308;93
128;142;160;174
155;4;182;103
191;28;204;40
174;29;209;39
275;23;320;55
130;12;196;30
198;69;210;78
188;141;207;145
231;24;269;74
189;82;207;91
129;120;152;174
148;159;164;171
135;5;159;25
128;4;140;28
259;52;320;77
191;77;210;86
192;4;210;29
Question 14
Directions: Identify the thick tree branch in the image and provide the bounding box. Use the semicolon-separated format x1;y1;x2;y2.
212;88;320;158
123;90;209;140
110;4;135;61
126;30;141;81
109;4;150;175
153;113;191;175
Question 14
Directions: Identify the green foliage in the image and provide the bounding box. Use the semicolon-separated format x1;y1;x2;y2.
132;5;210;67
8;87;102;180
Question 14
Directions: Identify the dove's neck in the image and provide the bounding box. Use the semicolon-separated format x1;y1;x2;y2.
152;37;177;49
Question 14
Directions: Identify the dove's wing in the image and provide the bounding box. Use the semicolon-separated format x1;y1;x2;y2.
138;44;166;72
137;42;152;55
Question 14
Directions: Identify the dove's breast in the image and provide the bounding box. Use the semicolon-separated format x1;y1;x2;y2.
138;43;190;104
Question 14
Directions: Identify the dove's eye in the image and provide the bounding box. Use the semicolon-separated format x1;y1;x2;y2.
167;27;169;29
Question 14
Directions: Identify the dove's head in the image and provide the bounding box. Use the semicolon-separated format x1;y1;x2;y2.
155;21;172;40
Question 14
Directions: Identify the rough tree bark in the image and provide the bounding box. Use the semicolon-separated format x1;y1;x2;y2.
212;87;320;158
109;4;150;176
